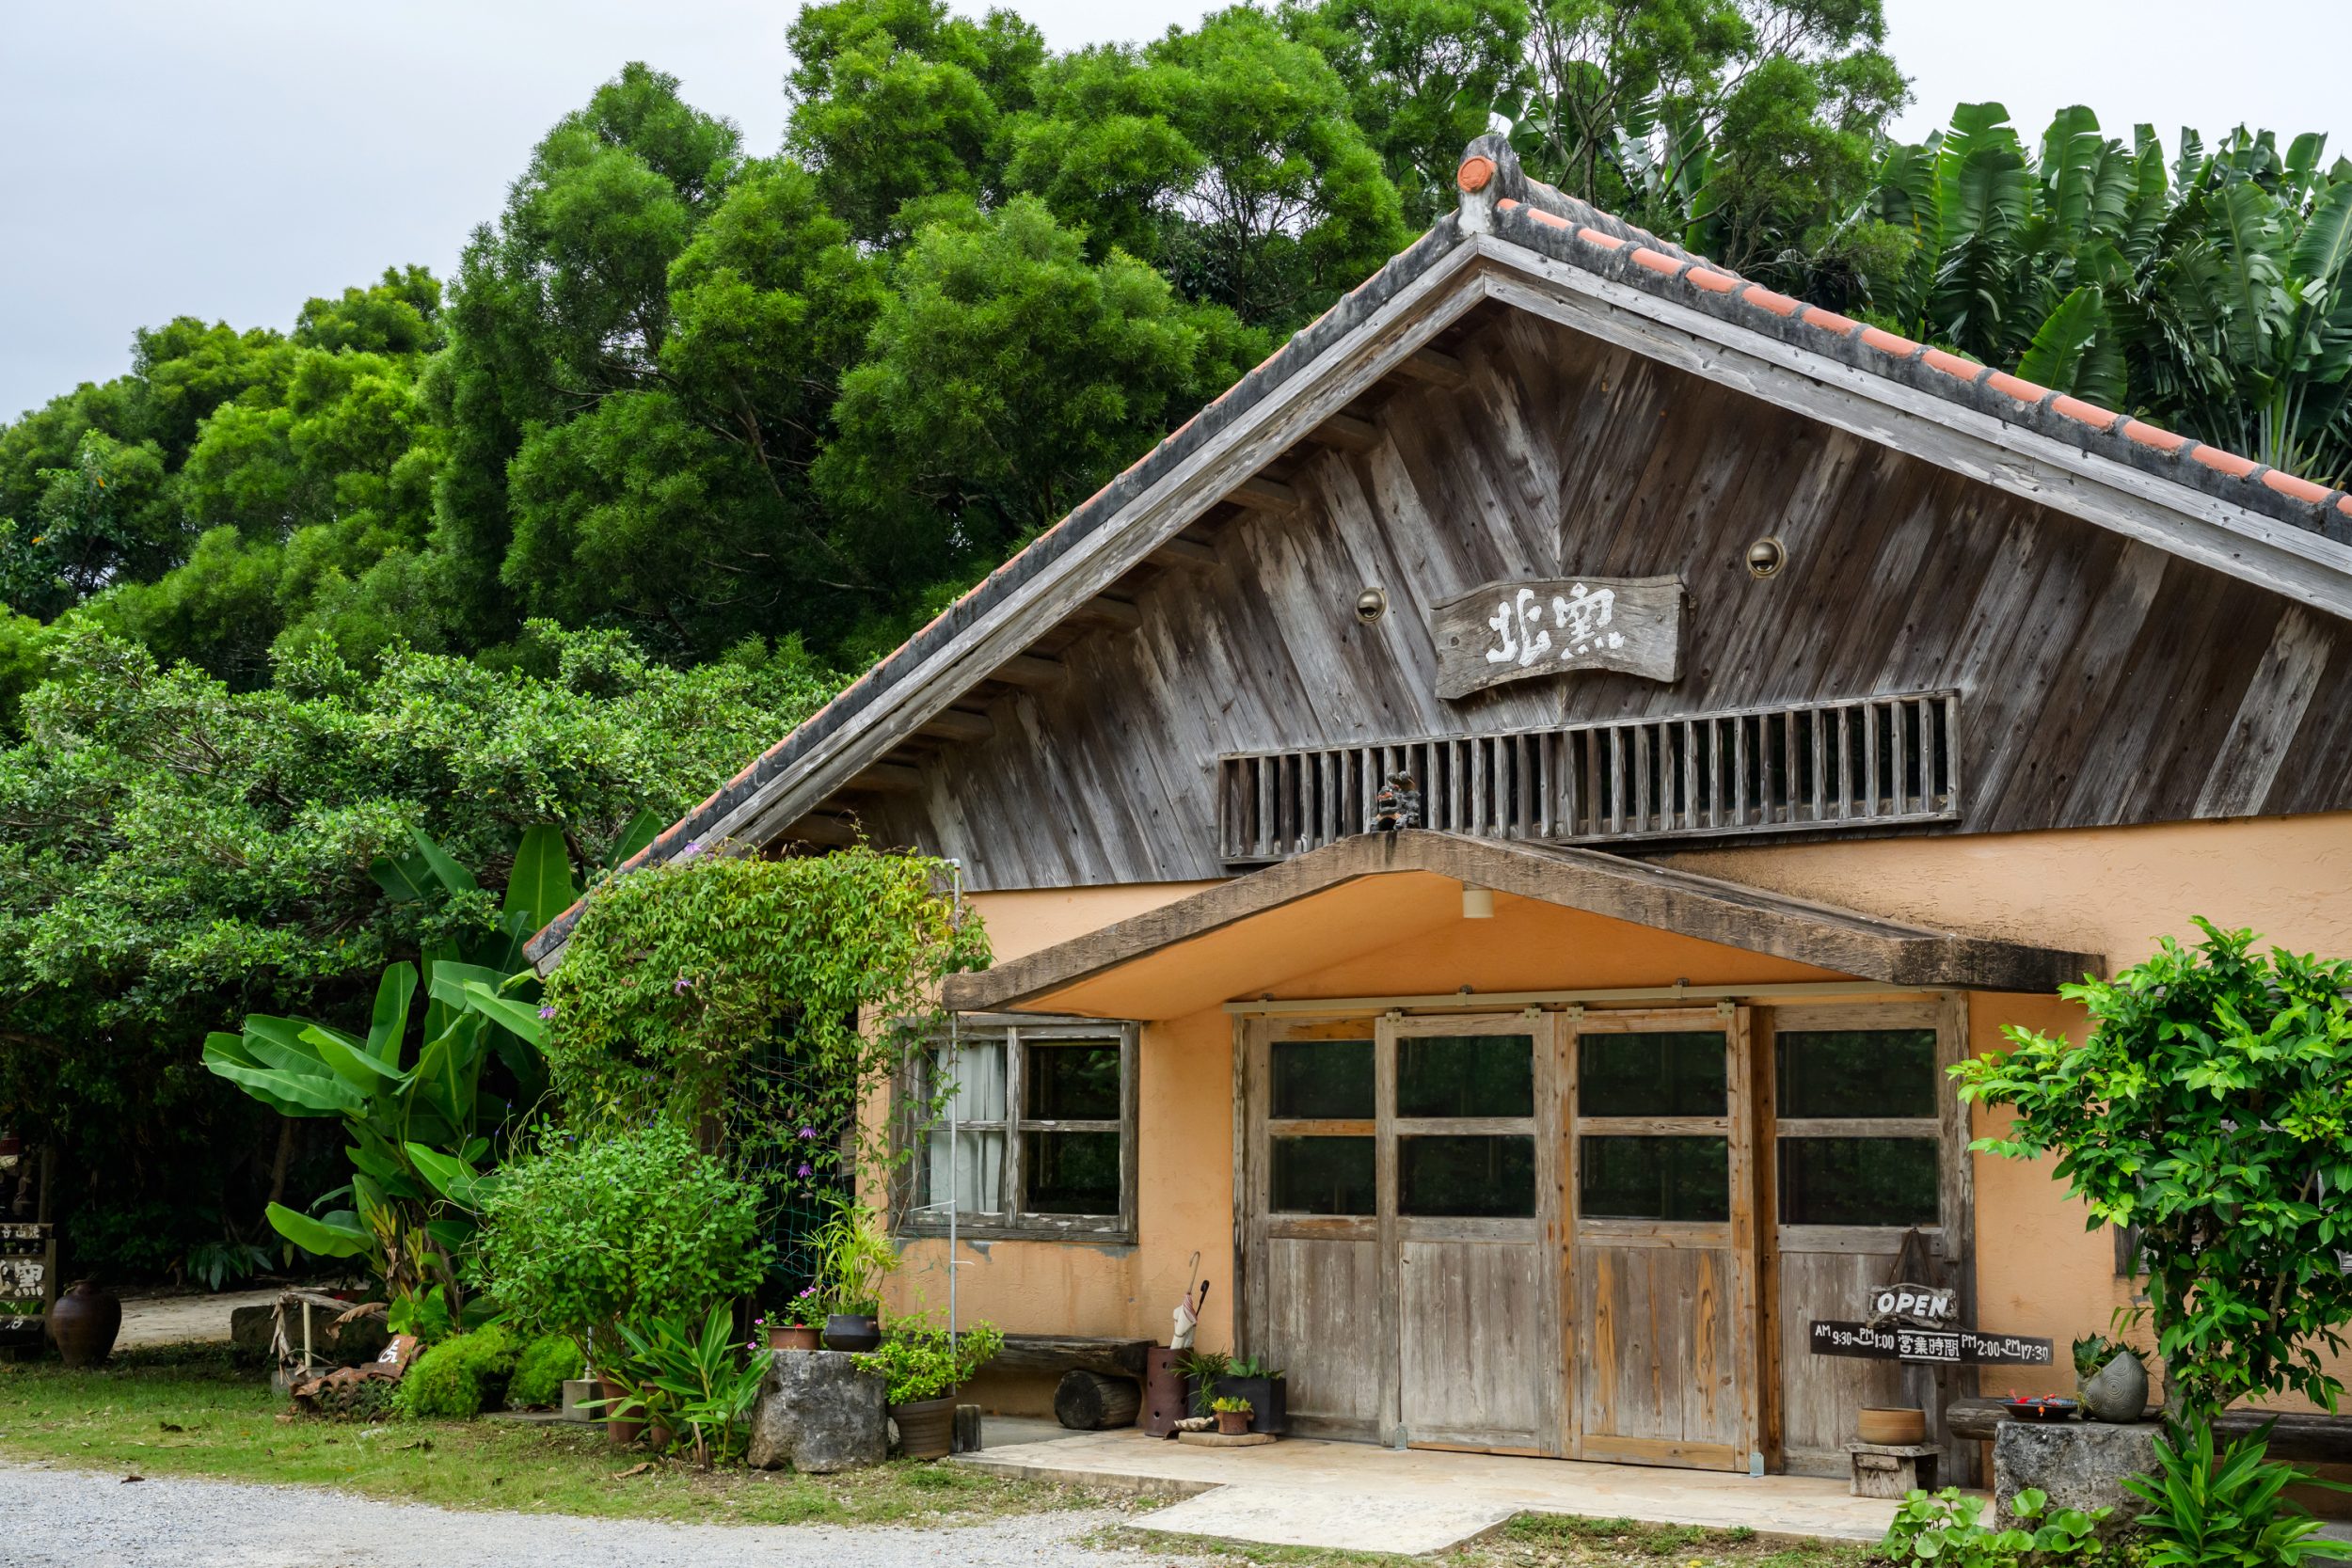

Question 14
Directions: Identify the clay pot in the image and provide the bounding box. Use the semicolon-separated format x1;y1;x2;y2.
1858;1406;1926;1445
48;1281;120;1368
2080;1351;2150;1423
598;1375;644;1448
822;1313;882;1353
767;1323;822;1353
894;1394;958;1459
1216;1409;1251;1435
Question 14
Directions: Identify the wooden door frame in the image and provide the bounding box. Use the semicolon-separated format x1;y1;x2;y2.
1754;996;1979;1481
1564;1004;1763;1471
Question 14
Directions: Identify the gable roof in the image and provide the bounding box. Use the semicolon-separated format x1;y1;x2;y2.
528;135;2352;970
942;829;2103;1013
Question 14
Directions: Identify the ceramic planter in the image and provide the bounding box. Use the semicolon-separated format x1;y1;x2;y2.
598;1375;644;1448
48;1281;120;1368
2080;1351;2149;1422
768;1323;823;1352
894;1394;958;1459
822;1313;882;1353
1216;1409;1251;1435
1211;1372;1287;1435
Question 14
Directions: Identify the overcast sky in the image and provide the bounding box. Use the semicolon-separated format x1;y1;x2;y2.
5;0;2347;422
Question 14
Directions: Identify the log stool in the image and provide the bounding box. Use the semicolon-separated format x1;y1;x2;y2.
1847;1441;1942;1498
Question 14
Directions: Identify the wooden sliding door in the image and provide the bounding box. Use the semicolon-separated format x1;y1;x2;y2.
1567;1006;1761;1471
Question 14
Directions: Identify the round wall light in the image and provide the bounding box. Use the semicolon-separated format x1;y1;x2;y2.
1355;586;1389;624
1745;535;1788;579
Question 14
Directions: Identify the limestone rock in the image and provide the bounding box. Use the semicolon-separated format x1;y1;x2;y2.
747;1349;887;1473
1994;1420;2158;1527
230;1305;274;1361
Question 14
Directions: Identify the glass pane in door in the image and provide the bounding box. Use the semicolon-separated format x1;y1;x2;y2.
1777;1137;1938;1226
1578;1134;1730;1221
1579;1031;1727;1116
1397;1134;1537;1216
1271;1135;1375;1214
1397;1035;1535;1117
1775;1030;1936;1117
1271;1039;1375;1118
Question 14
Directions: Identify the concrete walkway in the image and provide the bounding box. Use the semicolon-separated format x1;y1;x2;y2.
957;1428;1901;1555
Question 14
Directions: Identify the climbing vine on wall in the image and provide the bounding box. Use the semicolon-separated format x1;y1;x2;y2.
542;843;990;1189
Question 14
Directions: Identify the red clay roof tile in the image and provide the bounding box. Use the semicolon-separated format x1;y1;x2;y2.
1629;247;1682;276
2190;445;2261;479
1802;306;1860;334
2263;467;2334;505
1859;325;1922;358
1686;267;1739;293
1983;371;2050;404
1739;286;1804;318
2048;396;2122;431
1921;348;1983;383
2123;420;2190;453
1457;155;1496;193
1577;227;1626;250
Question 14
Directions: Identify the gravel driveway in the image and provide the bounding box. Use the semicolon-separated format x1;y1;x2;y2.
0;1461;1185;1568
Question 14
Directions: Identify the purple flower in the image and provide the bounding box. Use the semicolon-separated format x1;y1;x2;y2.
537;1005;557;1021
678;840;704;861
797;1163;813;1178
797;1127;817;1140
673;974;693;994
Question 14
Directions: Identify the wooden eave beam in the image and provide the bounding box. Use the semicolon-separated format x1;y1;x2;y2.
989;654;1066;688
1395;346;1468;387
916;708;994;742
1226;474;1301;513
843;762;924;794
941;830;2103;1012
1150;533;1220;568
784;813;859;847
1309;412;1380;451
1079;595;1142;628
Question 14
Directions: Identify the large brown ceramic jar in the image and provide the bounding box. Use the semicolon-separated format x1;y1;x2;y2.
48;1280;120;1368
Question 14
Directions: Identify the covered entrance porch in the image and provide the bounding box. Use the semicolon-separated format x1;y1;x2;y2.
942;831;2097;1481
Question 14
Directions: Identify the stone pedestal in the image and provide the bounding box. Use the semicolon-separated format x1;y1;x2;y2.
1994;1420;2159;1526
747;1349;887;1473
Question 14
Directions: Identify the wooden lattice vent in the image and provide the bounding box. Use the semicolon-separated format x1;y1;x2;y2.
1218;690;1961;863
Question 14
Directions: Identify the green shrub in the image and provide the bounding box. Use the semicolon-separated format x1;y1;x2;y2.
394;1324;522;1419
472;1122;769;1348
507;1334;585;1409
2125;1419;2352;1566
1880;1486;2106;1566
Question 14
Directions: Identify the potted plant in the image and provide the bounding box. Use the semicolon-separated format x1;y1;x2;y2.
810;1195;898;1353
1211;1395;1253;1436
1173;1348;1231;1417
759;1286;826;1353
853;1316;1004;1460
1211;1354;1288;1436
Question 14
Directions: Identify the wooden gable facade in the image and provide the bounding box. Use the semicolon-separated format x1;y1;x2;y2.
838;296;2352;891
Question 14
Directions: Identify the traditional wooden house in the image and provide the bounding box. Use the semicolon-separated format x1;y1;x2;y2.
530;136;2352;1480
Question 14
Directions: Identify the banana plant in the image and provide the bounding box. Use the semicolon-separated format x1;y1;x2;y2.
201;824;580;1308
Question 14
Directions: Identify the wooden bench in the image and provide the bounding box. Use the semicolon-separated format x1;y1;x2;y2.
1947;1398;2352;1463
985;1334;1156;1430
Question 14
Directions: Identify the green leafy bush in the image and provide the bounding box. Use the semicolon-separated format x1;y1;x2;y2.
2125;1420;2352;1566
597;1304;771;1466
1881;1486;2107;1566
852;1316;1003;1405
506;1334;585;1410
1955;921;2352;1418
395;1324;521;1419
471;1121;769;1350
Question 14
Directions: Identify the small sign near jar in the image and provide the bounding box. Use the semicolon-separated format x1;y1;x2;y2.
1431;575;1682;699
1809;1320;2053;1366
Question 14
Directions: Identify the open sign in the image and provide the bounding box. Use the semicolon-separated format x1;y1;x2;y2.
1869;1284;1957;1325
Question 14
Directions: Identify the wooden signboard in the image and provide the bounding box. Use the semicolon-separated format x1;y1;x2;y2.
1809;1321;2053;1367
1431;576;1682;699
0;1221;55;1337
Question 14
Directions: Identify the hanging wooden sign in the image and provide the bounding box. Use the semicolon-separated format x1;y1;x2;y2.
1809;1320;2053;1367
1430;576;1682;699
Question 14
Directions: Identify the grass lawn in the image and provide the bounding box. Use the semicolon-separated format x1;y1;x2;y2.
2;1348;1883;1566
0;1344;1116;1528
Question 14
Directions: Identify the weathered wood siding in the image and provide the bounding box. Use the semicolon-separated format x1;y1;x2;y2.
858;304;2352;891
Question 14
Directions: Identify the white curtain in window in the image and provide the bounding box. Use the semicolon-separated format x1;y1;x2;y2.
935;1041;1006;1120
926;1130;1006;1215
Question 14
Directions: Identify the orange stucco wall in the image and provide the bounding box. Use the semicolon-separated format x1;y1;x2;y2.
884;813;2352;1416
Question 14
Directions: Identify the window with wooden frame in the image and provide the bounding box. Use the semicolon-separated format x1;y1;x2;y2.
1770;1018;1943;1231
898;1018;1139;1242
